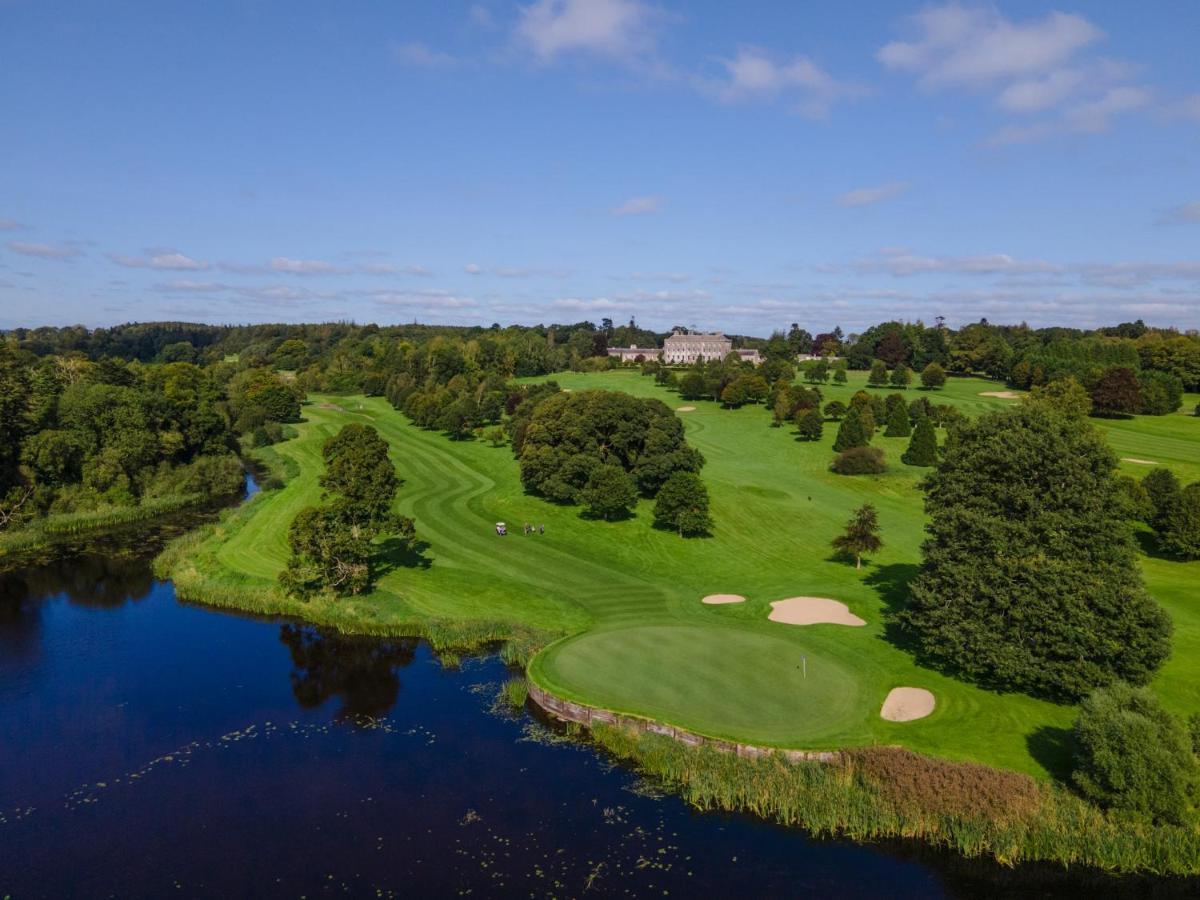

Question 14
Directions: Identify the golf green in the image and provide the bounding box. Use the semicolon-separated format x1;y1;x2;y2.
530;624;863;746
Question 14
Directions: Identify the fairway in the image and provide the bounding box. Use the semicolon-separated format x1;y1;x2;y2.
172;369;1200;778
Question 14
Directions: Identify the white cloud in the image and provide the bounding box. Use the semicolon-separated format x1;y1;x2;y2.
987;85;1152;145
152;280;227;293
551;297;634;311
6;241;82;260
391;41;460;68
1162;93;1200;121
706;46;865;118
837;181;910;208
109;250;209;270
464;263;483;274
360;263;432;276
879;6;1103;89
996;69;1086;113
370;289;477;309
1159;201;1200;226
269;256;346;275
516;0;658;64
469;4;494;28
611;194;664;216
879;5;1154;146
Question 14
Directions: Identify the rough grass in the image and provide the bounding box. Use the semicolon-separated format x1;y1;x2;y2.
157;373;1200;780
587;725;1200;876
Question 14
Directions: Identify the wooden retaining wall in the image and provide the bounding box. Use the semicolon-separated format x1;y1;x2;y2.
527;682;842;764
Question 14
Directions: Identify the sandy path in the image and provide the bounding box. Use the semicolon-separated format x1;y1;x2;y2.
701;593;746;605
880;687;936;722
677;405;696;412
979;391;1019;400
768;597;865;626
1122;457;1158;465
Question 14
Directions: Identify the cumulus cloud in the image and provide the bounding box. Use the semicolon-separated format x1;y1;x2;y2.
837;181;910;208
464;263;483;274
611;194;664;216
369;289;477;309
551;297;634;311
269;256;347;275
878;6;1103;89
1159;201;1200;226
516;0;659;64
391;41;461;68
879;5;1152;145
6;241;83;260
109;250;209;270
704;46;865;118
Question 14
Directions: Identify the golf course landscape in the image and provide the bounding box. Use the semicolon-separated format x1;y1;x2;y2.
161;369;1200;780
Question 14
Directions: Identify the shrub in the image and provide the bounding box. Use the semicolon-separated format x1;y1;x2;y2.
831;446;886;475
1072;682;1198;826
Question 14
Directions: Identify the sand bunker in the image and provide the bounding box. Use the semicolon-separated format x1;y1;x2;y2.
1122;457;1158;465
767;597;866;627
880;687;936;722
677;405;696;412
702;593;746;605
316;402;345;411
979;390;1019;400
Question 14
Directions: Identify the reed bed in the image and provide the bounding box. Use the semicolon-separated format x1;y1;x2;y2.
586;725;1200;877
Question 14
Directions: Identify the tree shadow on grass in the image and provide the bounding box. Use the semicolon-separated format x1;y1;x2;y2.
863;562;922;654
1026;724;1075;782
375;536;432;577
1133;528;1176;563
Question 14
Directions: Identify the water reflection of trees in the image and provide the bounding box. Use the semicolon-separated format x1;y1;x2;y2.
278;625;418;723
0;551;155;608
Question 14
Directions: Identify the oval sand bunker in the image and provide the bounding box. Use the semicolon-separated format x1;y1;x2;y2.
702;593;745;605
979;390;1019;400
676;405;696;412
767;597;866;626
881;687;936;722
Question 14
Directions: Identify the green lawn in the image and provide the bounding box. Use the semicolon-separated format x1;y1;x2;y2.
170;372;1200;778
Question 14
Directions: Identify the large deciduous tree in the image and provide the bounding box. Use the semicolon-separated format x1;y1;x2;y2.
580;464;637;520
919;362;946;390
1160;482;1200;560
653;471;713;536
282;424;415;597
898;404;1171;701
1090;367;1142;417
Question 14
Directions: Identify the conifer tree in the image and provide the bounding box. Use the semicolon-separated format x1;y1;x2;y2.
832;408;868;452
901;416;938;466
832;503;883;569
889;363;912;389
884;402;911;437
867;359;889;387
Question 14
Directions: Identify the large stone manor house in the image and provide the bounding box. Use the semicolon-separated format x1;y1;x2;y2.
608;330;762;365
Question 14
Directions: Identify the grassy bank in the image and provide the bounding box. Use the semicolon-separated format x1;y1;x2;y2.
586;723;1200;876
0;491;212;568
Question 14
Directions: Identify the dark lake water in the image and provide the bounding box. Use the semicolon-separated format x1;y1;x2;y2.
0;509;1193;896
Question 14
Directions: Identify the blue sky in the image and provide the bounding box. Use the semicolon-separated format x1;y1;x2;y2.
2;0;1198;335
